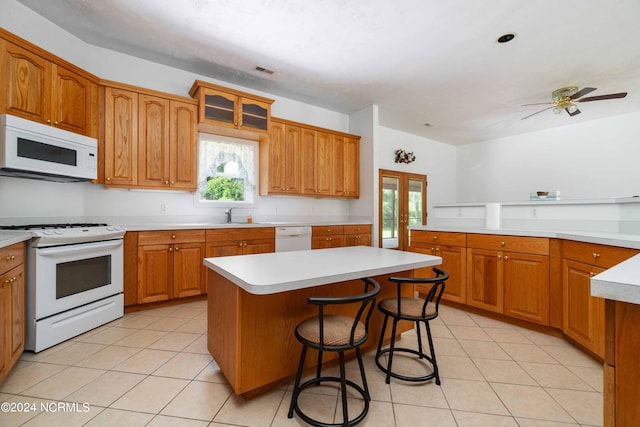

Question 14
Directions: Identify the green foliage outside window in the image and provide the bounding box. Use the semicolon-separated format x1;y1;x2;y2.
201;176;245;201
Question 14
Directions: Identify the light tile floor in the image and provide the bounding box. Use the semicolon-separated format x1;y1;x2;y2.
0;300;603;426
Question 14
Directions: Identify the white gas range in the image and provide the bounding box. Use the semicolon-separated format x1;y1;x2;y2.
0;223;126;352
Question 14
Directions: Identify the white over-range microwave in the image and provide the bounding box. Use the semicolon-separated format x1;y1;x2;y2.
0;114;97;182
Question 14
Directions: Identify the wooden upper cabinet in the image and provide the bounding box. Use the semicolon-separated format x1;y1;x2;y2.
266;120;301;194
103;83;198;191
170;101;198;190
104;86;138;187
302;129;332;196
261;117;360;199
189;80;274;133
0;36;98;137
51;64;97;136
1;40;51;124
138;94;170;188
331;135;360;198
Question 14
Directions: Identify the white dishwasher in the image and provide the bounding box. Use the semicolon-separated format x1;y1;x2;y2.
275;226;312;252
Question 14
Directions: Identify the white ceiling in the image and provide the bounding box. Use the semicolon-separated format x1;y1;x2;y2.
17;0;640;145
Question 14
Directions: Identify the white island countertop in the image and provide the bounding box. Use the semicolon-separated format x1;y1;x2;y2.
204;246;442;295
591;253;640;305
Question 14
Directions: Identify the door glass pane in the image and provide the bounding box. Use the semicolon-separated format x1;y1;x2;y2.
381;176;400;249
407;179;424;226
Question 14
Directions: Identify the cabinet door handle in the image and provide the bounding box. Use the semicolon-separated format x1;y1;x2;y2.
504;255;509;261
46;119;51;124
590;271;596;277
54;121;59;125
168;247;173;252
106;177;111;182
175;247;180;251
497;255;502;260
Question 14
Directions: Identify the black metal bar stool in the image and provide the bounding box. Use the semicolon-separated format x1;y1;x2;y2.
375;268;448;384
288;278;381;427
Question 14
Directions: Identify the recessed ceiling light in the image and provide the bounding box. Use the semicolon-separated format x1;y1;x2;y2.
497;33;516;43
255;66;274;75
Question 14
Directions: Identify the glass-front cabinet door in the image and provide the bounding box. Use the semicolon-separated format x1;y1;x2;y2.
379;169;426;250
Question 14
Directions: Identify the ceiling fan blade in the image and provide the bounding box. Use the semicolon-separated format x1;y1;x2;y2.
577;92;628;102
570;87;597;99
566;107;581;117
521;102;554;106
521;106;555;120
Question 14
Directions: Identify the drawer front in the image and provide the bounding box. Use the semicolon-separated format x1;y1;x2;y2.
138;229;206;245
563;240;638;269
312;225;344;237
343;224;371;235
411;230;466;247
0;242;25;275
467;234;549;255
206;227;275;242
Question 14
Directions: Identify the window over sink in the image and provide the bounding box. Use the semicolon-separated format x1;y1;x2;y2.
196;134;258;206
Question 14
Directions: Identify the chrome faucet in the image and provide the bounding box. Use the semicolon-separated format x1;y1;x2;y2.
225;207;235;224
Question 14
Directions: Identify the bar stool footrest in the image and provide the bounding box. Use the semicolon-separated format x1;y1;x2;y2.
375;347;437;383
290;376;370;427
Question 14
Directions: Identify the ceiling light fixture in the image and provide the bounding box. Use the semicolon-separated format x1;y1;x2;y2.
497;33;516;43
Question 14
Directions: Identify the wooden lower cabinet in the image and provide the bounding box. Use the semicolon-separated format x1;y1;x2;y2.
0;242;25;384
206;228;275;257
503;252;549;325
562;241;638;358
137;230;206;304
563;259;605;357
312;225;344;249
342;224;371;247
410;231;467;303
465;234;550;325
466;248;504;313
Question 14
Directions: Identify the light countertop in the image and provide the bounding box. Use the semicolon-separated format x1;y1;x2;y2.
0;231;32;248
118;219;371;232
204;246;442;295
591;254;640;305
410;226;640;250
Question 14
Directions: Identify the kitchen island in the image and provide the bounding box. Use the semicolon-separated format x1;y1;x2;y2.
591;255;640;427
204;246;441;397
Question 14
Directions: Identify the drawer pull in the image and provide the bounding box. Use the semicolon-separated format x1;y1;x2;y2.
433;236;437;240
6;255;16;261
590;271;596;277
592;253;600;259
172;234;177;239
500;241;505;247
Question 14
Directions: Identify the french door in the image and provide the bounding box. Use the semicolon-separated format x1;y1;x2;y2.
378;169;427;250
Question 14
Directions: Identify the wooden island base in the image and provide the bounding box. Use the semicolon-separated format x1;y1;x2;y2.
206;270;415;397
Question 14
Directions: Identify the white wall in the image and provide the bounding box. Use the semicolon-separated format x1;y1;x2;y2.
0;0;352;223
376;127;458;225
456;112;640;203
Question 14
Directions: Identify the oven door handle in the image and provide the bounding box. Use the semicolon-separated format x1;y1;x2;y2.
37;239;123;257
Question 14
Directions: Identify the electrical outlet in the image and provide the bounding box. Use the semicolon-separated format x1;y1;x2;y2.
160;203;167;214
532;208;537;218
